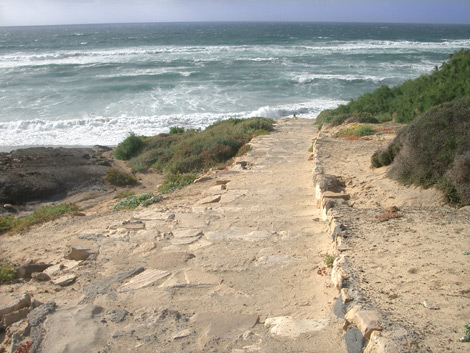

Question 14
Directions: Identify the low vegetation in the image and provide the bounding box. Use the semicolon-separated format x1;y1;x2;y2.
316;50;470;127
322;252;336;268
372;97;470;206
0;262;16;283
113;193;163;211
335;123;376;139
0;203;80;235
114;117;273;193
158;172;198;194
105;168;138;186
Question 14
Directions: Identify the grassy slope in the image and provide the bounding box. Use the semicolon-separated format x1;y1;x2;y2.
316;49;470;126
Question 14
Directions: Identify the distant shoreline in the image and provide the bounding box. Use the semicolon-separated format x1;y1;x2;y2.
0;145;114;153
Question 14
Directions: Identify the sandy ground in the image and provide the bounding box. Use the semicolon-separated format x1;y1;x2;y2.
1;119;469;353
317;123;470;352
1;119;345;353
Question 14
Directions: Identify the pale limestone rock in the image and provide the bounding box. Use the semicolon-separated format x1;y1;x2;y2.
172;228;203;239
44;260;79;277
364;330;401;353
40;305;104;353
198;195;222;205
52;274;77;287
184;269;219;286
331;255;349;290
65;245;96;261
173;329;194;340
0;294;31;325
345;305;382;339
264;316;329;338
422;300;440;310
132;242;156;254
118;269;170;292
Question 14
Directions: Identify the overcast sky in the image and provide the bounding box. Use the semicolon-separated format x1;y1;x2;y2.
1;0;469;27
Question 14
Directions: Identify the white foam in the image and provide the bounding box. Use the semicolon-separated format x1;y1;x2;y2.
0;99;347;148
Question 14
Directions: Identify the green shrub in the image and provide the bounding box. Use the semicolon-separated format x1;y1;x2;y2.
169;126;185;134
105;168;138;186
0;263;16;283
113;193;163;211
159;173;197;194
114;132;145;160
384;97;470;205
0;215;15;233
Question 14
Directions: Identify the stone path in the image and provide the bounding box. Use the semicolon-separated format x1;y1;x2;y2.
1;119;345;352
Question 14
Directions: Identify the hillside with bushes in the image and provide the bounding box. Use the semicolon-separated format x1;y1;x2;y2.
316;49;470;126
114;117;273;193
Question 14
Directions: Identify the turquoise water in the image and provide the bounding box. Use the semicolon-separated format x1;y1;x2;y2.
1;22;469;147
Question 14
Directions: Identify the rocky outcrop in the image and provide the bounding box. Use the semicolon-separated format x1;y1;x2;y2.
0;146;111;204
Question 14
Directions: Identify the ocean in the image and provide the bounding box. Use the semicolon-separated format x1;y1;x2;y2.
1;22;470;150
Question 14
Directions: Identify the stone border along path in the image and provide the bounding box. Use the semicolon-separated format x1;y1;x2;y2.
312;128;406;353
1;118;351;353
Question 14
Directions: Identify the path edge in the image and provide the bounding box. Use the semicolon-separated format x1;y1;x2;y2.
311;127;410;353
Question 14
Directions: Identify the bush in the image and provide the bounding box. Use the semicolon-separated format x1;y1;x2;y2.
0;263;16;283
114;133;145;160
384;97;470;205
159;173;197;194
113;193;163;211
169;126;185;134
105;168;138;186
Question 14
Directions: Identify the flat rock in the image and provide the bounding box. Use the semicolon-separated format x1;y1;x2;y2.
171;235;201;245
264;316;328;338
172;228;203;239
52;274;77;286
118;269;170;292
148;252;195;271
65;245;96;261
190;312;258;340
184;269;219;286
198;195;222;204
204;230;273;242
40;305;105;353
44;260;79;277
133;241;156;254
0;293;31;319
173;328;194;340
82;267;144;300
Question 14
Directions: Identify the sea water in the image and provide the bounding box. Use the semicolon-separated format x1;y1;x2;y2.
1;22;469;149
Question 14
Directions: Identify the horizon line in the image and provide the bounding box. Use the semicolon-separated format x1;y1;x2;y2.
2;19;470;29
